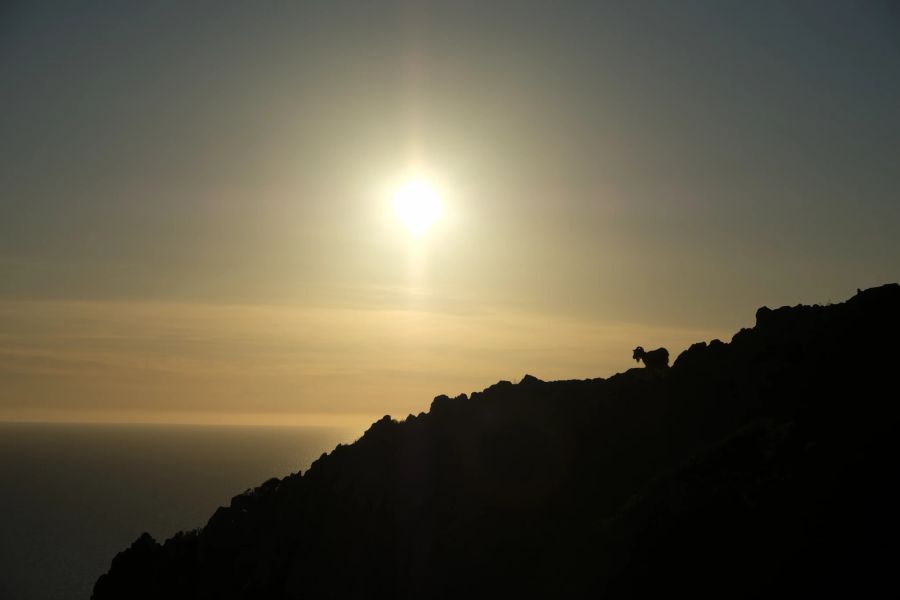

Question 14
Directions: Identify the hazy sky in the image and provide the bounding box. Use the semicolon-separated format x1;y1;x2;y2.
2;1;898;425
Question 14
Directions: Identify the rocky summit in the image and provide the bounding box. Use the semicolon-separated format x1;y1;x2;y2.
93;284;900;599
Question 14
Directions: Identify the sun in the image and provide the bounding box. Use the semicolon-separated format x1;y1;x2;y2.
393;180;442;236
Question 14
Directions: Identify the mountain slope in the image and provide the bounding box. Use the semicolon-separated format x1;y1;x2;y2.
93;284;900;599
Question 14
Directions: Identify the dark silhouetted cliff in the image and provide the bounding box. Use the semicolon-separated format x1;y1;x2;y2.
93;284;900;599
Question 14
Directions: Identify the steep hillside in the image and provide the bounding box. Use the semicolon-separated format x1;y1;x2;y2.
93;284;900;599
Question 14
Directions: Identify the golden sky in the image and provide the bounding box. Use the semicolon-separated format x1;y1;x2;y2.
0;298;730;425
1;2;898;425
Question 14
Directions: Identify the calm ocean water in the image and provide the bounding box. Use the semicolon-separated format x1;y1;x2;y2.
0;422;363;600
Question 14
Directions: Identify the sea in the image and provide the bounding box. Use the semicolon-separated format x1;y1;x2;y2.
0;422;364;600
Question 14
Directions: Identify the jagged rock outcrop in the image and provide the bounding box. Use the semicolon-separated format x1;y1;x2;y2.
94;284;900;599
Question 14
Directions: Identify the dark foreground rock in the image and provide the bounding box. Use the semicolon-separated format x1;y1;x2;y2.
94;284;900;599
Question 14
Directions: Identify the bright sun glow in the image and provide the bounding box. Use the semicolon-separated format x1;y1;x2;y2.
393;180;442;236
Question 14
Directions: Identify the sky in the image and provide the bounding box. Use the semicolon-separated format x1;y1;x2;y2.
2;1;898;426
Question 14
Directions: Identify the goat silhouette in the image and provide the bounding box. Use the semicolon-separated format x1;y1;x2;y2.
633;346;669;369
